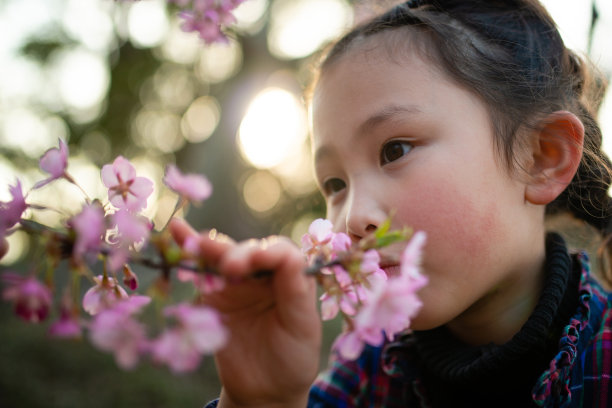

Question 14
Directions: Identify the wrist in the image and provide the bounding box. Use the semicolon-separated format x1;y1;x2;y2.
218;389;308;408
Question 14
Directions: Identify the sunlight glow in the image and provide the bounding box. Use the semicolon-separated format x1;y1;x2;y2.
50;47;110;111
233;0;269;34
541;0;591;51
127;0;169;48
267;0;352;59
62;0;115;52
0;109;58;158
242;171;282;213
0;231;29;266
197;39;243;83
160;20;202;65
238;87;308;169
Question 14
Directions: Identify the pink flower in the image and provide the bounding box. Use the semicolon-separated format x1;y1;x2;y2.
401;231;427;280
332;232;428;360
82;275;129;315
163;164;212;204
48;315;82;339
331;232;351;253
34;139;68;189
101;156;153;212
89;296;151;370
49;293;81;339
106;209;152;271
110;210;151;247
2;273;52;323
151;303;228;373
0;180;28;234
301;218;335;259
122;265;139;291
69;202;106;262
176;0;246;45
179;10;228;44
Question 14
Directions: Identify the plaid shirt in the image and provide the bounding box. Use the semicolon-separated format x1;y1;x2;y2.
309;252;612;408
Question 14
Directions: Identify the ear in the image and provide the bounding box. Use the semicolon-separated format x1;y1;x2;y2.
524;111;584;205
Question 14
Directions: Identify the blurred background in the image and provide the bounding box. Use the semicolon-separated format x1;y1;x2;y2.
0;0;611;406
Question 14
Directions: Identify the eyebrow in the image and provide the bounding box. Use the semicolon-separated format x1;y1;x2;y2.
314;104;423;166
357;104;423;136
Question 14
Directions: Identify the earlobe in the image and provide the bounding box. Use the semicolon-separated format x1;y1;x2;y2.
524;111;584;205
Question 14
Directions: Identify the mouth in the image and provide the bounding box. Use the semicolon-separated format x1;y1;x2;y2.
380;263;401;277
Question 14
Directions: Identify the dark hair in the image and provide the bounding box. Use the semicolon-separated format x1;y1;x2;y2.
312;0;612;284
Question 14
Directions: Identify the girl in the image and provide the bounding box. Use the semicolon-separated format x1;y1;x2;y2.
172;0;612;406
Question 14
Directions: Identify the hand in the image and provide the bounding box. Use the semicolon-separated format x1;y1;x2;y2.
170;219;321;408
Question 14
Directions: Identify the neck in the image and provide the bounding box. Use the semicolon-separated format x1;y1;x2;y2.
446;241;546;346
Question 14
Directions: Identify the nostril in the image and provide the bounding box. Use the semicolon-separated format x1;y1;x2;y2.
365;224;377;233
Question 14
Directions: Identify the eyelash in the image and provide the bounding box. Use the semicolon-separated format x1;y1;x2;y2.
322;178;346;196
320;140;413;197
380;140;413;165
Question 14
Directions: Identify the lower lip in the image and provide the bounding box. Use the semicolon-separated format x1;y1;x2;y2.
382;265;401;276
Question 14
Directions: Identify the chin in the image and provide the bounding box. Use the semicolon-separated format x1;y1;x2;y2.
408;308;448;332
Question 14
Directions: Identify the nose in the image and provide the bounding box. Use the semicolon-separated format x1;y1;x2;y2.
345;193;387;242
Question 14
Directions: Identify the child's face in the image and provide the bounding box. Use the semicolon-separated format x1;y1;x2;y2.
311;43;546;335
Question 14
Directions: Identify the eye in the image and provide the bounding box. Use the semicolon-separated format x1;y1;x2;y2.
322;178;346;196
380;140;413;165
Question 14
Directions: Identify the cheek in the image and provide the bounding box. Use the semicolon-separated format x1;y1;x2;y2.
395;180;501;271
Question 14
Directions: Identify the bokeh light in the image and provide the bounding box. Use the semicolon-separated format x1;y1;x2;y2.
196;39;243;83
153;64;198;110
159;20;202;65
0;109;59;158
62;0;116;52
242;170;282;213
127;0;170;48
49;47;110;116
238;87;308;169
272;148;317;196
234;0;269;34
267;0;352;60
0;231;29;266
132;108;184;153
181;96;221;143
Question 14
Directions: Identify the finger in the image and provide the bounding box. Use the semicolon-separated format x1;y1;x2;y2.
169;217;235;265
195;229;236;267
251;238;318;328
222;237;317;335
168;217;197;246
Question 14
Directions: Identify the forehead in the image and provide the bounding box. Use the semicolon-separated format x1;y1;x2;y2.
311;38;448;143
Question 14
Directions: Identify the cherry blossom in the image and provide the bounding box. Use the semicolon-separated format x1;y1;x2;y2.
151;303;228;373
332;232;428;360
122;265;139;291
48;314;82;339
48;293;82;339
1;273;52;323
163;164;212;204
0;180;27;234
70;202;106;262
89;296;151;370
107;209;152;271
301;218;335;259
82;275;129;315
34;139;69;189
101;156;153;212
177;0;246;44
